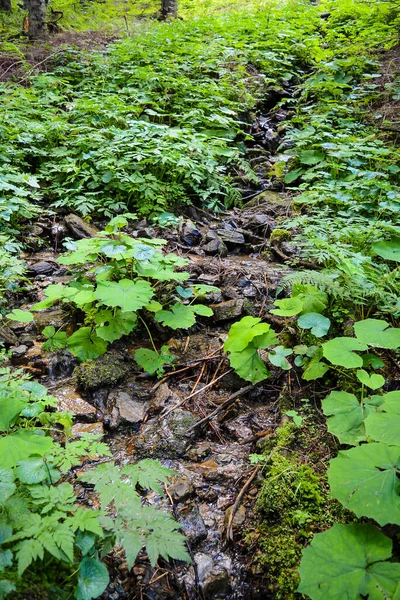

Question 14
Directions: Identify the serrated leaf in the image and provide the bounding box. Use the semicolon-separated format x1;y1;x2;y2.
297;312;330;337
365;391;400;446
0;523;12;545
270;297;303;317
0;581;16;599
328;442;400;525
228;347;270;383
298;523;400;600
16;538;44;576
356;369;385;390
134;347;173;376
155;303;198;330
224;316;276;353
322;337;367;368
95;309;137;343
119;531;143;570
0;549;12;571
0;431;54;468
354;318;400;349
322;391;382;445
6;309;34;323
122;459;175;496
95;279;153;312
76;558;110;600
67;328;108;361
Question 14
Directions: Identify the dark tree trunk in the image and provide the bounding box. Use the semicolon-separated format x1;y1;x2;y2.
25;0;47;39
161;0;177;19
0;0;12;12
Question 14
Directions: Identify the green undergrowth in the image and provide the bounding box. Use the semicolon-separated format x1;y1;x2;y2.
1;1;321;228
246;420;349;600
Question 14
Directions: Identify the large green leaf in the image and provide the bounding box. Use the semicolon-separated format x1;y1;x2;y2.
228;347;270;383
95;309;137;343
95;279;153;312
67;328;108;361
322;337;367;368
297;312;330;337
15;457;59;485
76;558;110;600
322;391;382;446
365;391;400;447
354;319;400;350
6;309;34;323
372;238;400;262
270;297;303;317
155;304;200;330
356;369;385;390
328;442;400;525
0;394;26;431
298;523;400;600
0;431;54;468
224;316;277;353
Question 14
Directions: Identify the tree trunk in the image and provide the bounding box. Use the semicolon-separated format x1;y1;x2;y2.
25;0;47;39
161;0;177;19
0;0;12;12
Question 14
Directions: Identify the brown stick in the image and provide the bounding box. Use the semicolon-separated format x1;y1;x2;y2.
226;466;259;540
188;384;254;431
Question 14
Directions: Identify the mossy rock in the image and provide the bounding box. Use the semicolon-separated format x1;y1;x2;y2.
270;228;292;244
74;353;130;390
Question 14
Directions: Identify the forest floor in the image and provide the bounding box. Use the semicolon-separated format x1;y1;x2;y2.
1;1;400;599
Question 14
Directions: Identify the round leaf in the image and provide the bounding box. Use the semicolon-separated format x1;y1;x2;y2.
297;312;330;337
6;309;34;323
298;523;400;600
372;238;400;262
77;558;110;600
322;337;367;368
356;369;385;390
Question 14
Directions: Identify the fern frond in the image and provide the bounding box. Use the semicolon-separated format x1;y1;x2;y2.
278;270;345;298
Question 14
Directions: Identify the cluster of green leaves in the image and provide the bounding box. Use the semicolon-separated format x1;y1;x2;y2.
0;2;323;221
279;1;400;318
0;367;188;599
31;216;214;372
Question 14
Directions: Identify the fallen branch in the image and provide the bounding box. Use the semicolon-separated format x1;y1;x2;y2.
188;384;254;431
226;466;259;540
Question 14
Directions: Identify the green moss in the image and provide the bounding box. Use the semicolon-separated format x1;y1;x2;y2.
74;353;129;390
270;228;292;244
246;419;350;598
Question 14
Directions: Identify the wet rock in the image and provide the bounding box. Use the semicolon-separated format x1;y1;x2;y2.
133;409;199;459
216;228;245;246
210;298;245;322
148;383;180;416
245;190;291;215
203;238;228;257
48;351;78;380
0;327;18;345
65;214;99;239
54;384;97;419
194;553;232;597
71;422;104;437
75;354;129;391
109;391;148;427
224;505;246;528
136;227;156;239
181;220;202;246
30;261;57;275
34;309;65;333
180;505;207;546
10;345;28;358
168;477;194;503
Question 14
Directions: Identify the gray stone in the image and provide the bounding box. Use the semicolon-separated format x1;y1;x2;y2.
216;228;245;246
133;409;199;459
181;220;202;246
30;261;56;275
210;299;245;321
194;553;232;597
0;327;18;345
65;214;99;239
168;477;195;503
34;309;65;333
203;238;228;257
180;505;207;546
110;391;148;426
148;383;180;416
10;345;28;358
54;384;96;419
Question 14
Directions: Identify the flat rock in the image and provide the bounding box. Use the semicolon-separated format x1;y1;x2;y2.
148;383;181;415
54;384;96;419
210;298;244;321
133;409;199;459
71;422;104;437
30;261;57;275
181;220;202;246
179;505;207;546
224;504;246;528
10;345;28;358
65;214;99;239
109;391;148;427
168;477;195;503
203;238;228;257
216;228;245;246
34;309;65;333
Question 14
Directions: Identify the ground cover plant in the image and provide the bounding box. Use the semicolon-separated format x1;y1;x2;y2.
1;0;400;597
